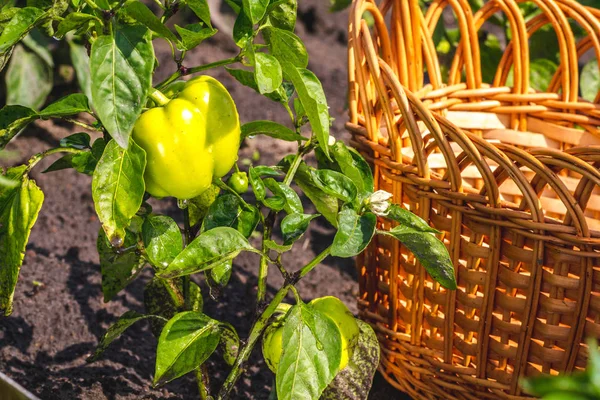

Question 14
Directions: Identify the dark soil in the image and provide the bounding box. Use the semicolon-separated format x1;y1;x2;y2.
0;1;408;399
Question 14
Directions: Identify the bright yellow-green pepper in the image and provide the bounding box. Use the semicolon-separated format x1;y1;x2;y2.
133;76;241;199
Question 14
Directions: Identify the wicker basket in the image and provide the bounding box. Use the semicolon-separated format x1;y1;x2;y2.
347;1;600;399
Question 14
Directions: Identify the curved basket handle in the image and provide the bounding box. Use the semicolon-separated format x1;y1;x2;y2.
424;0;482;89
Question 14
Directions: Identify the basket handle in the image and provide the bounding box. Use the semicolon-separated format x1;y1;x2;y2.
424;0;482;89
497;0;580;103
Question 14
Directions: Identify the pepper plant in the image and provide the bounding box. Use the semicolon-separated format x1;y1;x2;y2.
0;0;456;398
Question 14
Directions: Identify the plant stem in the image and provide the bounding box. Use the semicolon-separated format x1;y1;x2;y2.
181;205;211;399
156;56;242;90
63;118;102;131
217;284;291;400
195;367;210;400
255;142;311;306
217;246;331;399
149;88;170;106
26;147;86;172
83;0;101;11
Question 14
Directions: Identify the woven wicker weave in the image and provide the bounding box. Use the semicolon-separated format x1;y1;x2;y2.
347;0;600;399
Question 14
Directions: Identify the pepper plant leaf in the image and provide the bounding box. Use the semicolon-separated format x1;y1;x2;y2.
142;214;183;268
281;62;330;157
90;24;154;148
5;44;53;109
277;303;342;400
331;209;376;258
158;227;255;278
154;311;221;386
254;52;283;94
379;225;456;289
91;139;146;245
0;168;44;316
201;193;260;239
87;311;165;362
0;7;46;54
0;105;38;150
122;1;178;43
263;27;308;68
97;226;146;302
281;213;319;245
321;320;380;400
242;120;305;142
39;93;91;118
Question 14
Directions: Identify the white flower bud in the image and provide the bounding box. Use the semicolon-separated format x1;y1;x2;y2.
328;135;336;146
367;190;393;216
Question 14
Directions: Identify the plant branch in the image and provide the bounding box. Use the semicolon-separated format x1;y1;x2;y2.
216;247;331;399
63;118;102;131
156;56;242;90
26;147;87;173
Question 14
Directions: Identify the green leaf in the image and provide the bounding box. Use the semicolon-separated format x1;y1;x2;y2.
92;139;146;245
581;59;599;102
0;171;44;316
329;0;351;11
522;371;593;398
210;260;232;287
97;227;145;301
264;239;293;252
174;23;217;51
379;225;456;289
243;0;268;24
279;158;338;226
254;52;282;94
87;311;163;362
311;169;357;204
242;120;305;141
277;304;342;400
43;151;97;175
188;184;220;226
331;209;376;258
60;132;92;150
263;27;308;68
202;193;260;238
252;165;281;177
142;214;183;268
22;28;52;66
157;227;254;279
267;0;296;31
321;320;379;400
386;204;440;233
218;322;239;366
39;93;91;118
0;105;38;150
249;165;266;201
0;7;45;54
529;59;557;92
90;25;154;148
154;311;220;386
281;63;330;157
226;67;289;103
5;44;52;109
55;12;98;38
233;8;252;48
263;178;302;214
68;39;93;106
0;46;13;73
186;0;212;28
281;213;318;245
324;142;373;200
123;1;177;43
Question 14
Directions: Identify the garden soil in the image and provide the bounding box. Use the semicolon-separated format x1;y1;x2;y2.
0;1;409;399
